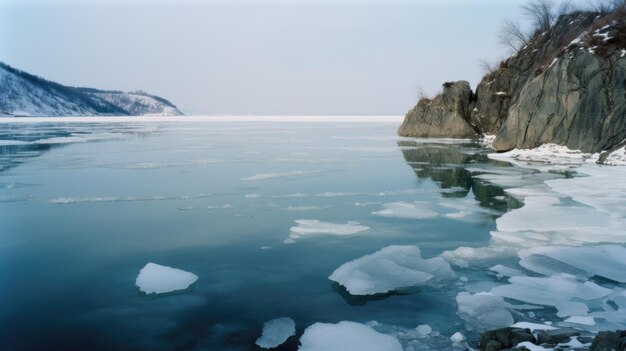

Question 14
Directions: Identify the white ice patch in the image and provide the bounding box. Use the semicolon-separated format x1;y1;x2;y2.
33;136;88;144
519;245;626;283
135;263;198;294
242;170;324;181
489;264;524;278
564;316;595;326
490;274;611;307
372;201;438;219
440;246;514;268
456;292;514;330
329;245;455;295
286;219;369;244
298;321;403;351
0;140;30;146
601;145;626;165
255;317;296;349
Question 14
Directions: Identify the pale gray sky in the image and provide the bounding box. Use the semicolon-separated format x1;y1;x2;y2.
0;0;531;115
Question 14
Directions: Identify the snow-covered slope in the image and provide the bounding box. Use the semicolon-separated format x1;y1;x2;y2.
0;62;183;117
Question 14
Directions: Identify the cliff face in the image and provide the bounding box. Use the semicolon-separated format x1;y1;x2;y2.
0;62;183;117
399;10;626;154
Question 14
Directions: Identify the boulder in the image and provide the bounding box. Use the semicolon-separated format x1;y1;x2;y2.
480;327;535;351
398;81;479;138
591;331;621;351
536;328;581;345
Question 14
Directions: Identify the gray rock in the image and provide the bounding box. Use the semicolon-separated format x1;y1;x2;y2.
537;328;581;345
480;327;535;351
397;81;479;138
591;331;621;351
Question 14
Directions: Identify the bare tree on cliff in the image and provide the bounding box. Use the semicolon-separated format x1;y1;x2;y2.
522;0;557;32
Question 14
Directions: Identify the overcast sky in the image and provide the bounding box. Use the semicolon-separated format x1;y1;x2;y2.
0;0;531;115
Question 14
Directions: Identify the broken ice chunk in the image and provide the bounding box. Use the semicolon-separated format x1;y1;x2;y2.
255;317;296;349
135;263;198;294
456;292;514;330
329;245;455;295
298;321;402;351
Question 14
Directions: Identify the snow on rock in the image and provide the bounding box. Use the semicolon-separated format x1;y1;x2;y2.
489;144;590;165
286;219;369;244
135;263;198;295
456;292;514;330
329;245;455;295
255;317;296;349
510;322;556;331
371;201;438;219
490;274;611;307
480;134;497;148
519;245;626;283
298;321;403;351
601;145;626;165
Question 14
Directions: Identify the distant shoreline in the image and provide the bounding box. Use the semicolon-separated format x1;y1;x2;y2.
0;115;404;123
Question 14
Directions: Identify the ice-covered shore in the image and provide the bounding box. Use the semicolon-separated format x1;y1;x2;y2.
319;143;626;351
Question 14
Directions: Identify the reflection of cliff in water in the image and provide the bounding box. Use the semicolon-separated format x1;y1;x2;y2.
398;140;521;213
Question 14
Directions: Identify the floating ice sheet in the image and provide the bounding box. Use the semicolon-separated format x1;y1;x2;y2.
329;245;455;295
372;201;438;219
255;317;296;349
135;263;198;295
519;245;626;283
490;274;611;307
298;321;403;351
286;219;369;244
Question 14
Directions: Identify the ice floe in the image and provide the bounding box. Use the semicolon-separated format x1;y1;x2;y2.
286;219;369;244
371;201;438;219
255;317;296;349
519;245;626;283
135;263;198;295
329;245;455;295
456;292;514;330
298;321;403;351
490;274;611;307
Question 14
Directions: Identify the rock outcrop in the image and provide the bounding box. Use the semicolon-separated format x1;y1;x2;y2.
398;81;479;138
399;9;626;154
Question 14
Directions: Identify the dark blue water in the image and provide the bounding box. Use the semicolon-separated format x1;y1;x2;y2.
0;121;517;350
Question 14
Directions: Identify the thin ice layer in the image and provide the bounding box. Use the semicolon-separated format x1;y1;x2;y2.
255;317;296;349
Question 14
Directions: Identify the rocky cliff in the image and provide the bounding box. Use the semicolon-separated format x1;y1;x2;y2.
0;62;183;117
398;9;626;154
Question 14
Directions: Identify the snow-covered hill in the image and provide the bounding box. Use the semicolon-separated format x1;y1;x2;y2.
0;62;183;117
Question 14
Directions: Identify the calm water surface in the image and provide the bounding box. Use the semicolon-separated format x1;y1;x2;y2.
0;121;520;350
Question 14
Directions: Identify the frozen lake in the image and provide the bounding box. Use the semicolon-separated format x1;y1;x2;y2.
0;118;624;350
